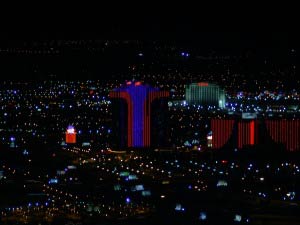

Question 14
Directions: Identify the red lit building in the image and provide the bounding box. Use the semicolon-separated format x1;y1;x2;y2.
265;119;300;151
66;125;76;144
211;119;235;149
237;120;259;149
210;118;300;151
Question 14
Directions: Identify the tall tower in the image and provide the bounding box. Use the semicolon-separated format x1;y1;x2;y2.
109;81;169;148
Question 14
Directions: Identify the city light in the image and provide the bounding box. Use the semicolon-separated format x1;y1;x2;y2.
0;33;298;225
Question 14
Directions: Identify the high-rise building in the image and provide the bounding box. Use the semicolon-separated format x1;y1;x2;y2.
265;119;300;151
109;81;169;148
185;82;226;108
66;125;76;144
209;118;300;151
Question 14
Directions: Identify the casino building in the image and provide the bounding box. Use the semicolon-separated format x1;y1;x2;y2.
109;81;169;148
210;118;300;151
185;82;226;108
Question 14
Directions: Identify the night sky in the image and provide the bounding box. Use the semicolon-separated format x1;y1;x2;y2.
0;14;296;80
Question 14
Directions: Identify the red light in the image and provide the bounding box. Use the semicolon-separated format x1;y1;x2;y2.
221;160;228;164
211;119;234;149
126;81;132;85
110;89;169;148
250;120;255;145
66;133;76;143
198;82;208;86
143;91;170;147
135;81;142;86
109;91;133;147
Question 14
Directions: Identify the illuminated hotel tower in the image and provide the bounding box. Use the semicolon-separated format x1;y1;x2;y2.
66;125;76;144
185;82;226;108
109;81;169;148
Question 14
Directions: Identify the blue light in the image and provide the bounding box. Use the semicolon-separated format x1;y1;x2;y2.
23;150;29;155
199;212;207;220
126;197;130;203
48;178;58;184
112;83;168;147
113;81;168;147
128;174;138;180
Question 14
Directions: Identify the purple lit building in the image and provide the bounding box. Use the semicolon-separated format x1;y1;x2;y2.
109;81;169;148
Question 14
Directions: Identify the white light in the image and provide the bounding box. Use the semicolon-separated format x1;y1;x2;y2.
67;128;75;134
175;203;182;211
234;214;242;222
217;180;228;187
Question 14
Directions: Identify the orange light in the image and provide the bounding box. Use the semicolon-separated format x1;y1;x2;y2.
66;133;76;144
198;82;209;86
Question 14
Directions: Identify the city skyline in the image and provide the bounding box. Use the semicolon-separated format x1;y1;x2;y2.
0;32;299;224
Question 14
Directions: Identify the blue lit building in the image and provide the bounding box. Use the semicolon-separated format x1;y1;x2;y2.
109;81;169;148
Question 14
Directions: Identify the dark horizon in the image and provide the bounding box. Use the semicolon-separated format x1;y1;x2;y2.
0;31;296;81
1;30;296;48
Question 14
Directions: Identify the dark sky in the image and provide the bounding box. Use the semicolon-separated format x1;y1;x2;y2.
1;29;295;51
0;11;296;47
0;9;296;80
